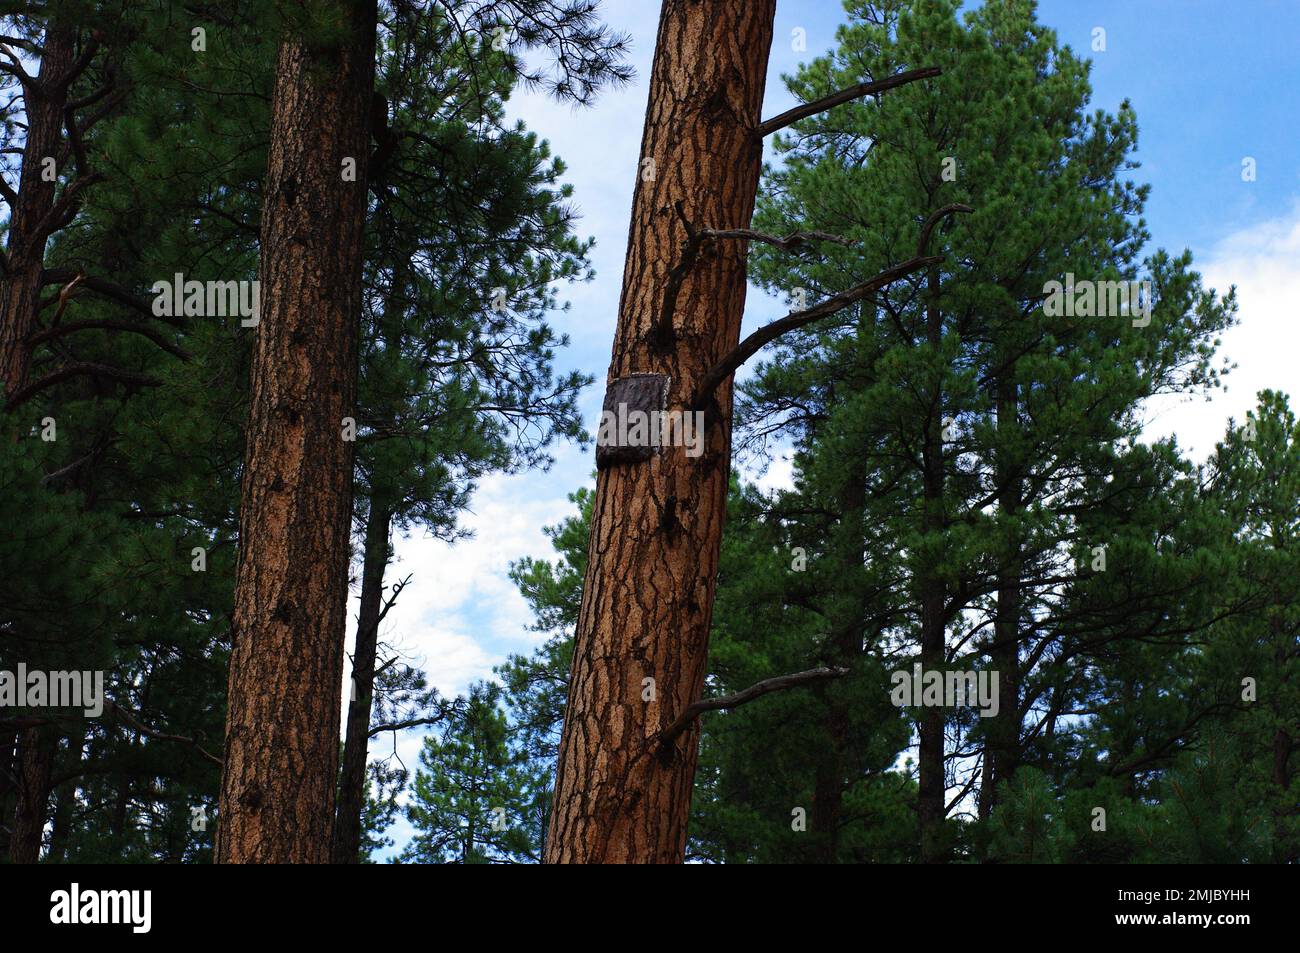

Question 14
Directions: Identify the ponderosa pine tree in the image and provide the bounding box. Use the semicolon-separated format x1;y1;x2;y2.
333;4;596;863
545;0;949;865
401;682;536;864
215;0;381;864
743;0;1235;861
0;0;263;863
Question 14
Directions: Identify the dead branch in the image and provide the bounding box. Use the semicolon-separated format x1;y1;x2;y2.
657;666;848;748
755;66;942;138
652;204;858;349
693;255;937;408
41;269;180;327
691;204;972;408
697;227;857;251
105;698;222;768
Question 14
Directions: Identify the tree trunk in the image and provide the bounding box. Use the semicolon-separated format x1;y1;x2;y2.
46;774;75;862
331;493;392;864
983;374;1021;817
544;0;776;864
918;264;947;863
9;725;56;863
810;348;871;863
0;27;75;399
1270;612;1296;862
217;0;377;864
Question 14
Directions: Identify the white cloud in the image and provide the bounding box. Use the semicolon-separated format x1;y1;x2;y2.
1142;201;1300;459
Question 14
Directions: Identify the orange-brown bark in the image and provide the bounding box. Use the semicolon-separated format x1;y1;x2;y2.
217;0;377;864
544;0;776;864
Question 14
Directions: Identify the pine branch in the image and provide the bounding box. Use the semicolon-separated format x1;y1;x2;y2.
28;318;192;363
4;361;163;410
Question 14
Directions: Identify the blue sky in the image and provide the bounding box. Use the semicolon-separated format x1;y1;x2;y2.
355;0;1300;853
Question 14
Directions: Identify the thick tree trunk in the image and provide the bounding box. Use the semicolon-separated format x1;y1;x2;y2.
544;0;776;864
9;725;56;863
918;264;947;863
217;0;377;864
0;27;75;399
331;494;392;864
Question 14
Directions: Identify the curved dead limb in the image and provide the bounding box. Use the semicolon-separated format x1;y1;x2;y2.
692;203;973;409
652;206;859;350
105;698;223;768
755;66;942;138
657;665;849;749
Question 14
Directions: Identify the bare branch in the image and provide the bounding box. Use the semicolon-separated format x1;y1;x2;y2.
657;666;848;748
42;269;178;326
652;206;856;348
35;170;104;238
697;227;857;251
0;42;34;88
690;204;973;408
367;714;451;738
57;34;99;91
917;203;973;256
375;573;413;628
755;66;942;139
105;698;222;768
63;104;88;174
46;270;84;328
693;255;939;409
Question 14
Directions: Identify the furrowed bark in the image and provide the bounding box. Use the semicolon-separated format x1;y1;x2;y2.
217;0;377;864
0;27;75;401
9;724;56;863
544;0;777;864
